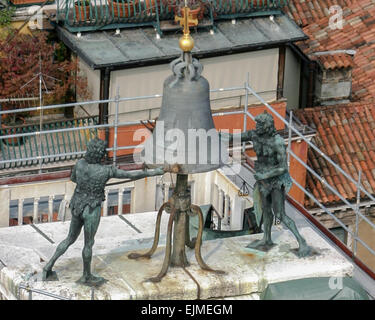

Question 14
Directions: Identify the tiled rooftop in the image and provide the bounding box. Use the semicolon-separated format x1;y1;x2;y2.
284;0;375;101
295;103;375;208
285;1;375;208
311;53;354;70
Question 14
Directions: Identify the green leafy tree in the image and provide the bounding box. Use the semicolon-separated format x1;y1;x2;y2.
0;7;15;27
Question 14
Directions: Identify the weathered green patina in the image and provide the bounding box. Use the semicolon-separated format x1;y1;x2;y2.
42;138;164;287
128;173;225;283
224;111;312;257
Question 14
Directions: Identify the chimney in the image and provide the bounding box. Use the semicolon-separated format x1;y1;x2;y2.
312;51;355;106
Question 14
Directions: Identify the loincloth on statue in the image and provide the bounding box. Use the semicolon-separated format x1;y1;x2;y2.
253;172;292;227
70;189;105;218
257;172;292;196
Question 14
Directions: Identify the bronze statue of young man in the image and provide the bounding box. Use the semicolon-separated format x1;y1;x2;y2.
223;112;311;257
42;138;164;286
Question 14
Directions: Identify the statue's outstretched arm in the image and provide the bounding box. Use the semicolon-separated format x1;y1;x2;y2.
219;130;254;144
112;166;164;181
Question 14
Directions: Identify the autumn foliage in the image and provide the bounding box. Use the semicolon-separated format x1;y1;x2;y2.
0;30;90;121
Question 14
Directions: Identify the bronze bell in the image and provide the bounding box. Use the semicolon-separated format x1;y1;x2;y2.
128;14;226;283
141;52;226;174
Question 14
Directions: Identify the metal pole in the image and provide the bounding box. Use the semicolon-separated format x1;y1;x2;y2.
18;284;70;300
0;122;114;140
287;110;293;167
353;170;362;257
113;86;120;166
288;174;375;257
242;73;249;152
287;146;375;231
243;73;249;132
38;54;43;174
0;97;39;103
0;87;245;117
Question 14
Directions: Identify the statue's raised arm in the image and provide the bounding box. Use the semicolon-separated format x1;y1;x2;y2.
219;129;255;144
111;165;164;181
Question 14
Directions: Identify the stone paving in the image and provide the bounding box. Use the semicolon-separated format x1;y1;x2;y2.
0;212;354;300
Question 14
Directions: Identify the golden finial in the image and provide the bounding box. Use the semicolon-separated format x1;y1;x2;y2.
175;3;197;52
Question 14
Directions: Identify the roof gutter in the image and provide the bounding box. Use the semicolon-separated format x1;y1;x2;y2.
287;42;311;63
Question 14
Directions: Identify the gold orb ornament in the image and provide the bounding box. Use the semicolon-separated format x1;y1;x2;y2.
175;5;197;52
179;34;194;52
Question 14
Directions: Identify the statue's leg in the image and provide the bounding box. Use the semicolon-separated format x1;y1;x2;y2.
272;188;311;257
246;191;274;250
262;192;274;244
42;215;83;281
76;205;105;286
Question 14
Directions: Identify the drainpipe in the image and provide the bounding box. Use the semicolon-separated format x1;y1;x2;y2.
277;46;286;100
99;67;111;149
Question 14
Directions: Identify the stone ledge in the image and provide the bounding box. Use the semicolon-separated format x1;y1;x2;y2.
0;216;354;300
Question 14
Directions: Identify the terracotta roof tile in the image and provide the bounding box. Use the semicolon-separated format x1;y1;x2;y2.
284;1;375;207
295;102;375;208
284;0;375;102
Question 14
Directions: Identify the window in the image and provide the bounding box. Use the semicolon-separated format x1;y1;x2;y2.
106;189;131;215
9;195;65;225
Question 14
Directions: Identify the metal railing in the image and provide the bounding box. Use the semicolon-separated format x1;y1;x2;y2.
0;85;250;170
18;280;101;300
210;205;223;231
56;0;288;33
0;116;99;169
18;283;71;300
9;0;55;5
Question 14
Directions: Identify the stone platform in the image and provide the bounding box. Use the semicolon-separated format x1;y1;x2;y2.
0;212;354;300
